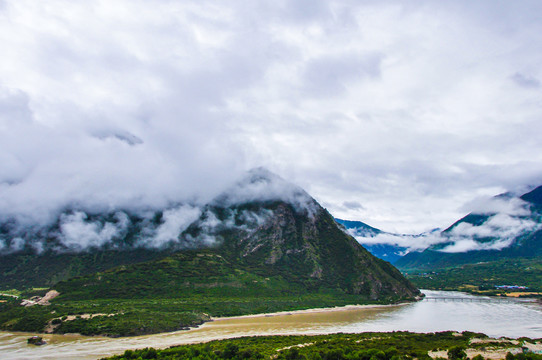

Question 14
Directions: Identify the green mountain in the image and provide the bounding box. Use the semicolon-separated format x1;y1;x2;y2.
56;200;418;302
396;186;542;271
0;168;419;336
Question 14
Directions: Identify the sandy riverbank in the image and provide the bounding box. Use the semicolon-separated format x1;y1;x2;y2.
211;301;411;321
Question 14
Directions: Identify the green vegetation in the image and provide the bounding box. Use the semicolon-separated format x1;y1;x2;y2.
405;258;542;295
0;248;169;290
101;331;542;360
0;249;414;336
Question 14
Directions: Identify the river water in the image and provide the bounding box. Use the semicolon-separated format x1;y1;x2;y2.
1;290;541;360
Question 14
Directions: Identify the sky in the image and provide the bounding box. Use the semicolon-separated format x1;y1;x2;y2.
1;0;542;233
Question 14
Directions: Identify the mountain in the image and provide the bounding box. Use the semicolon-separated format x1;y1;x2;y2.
54;168;418;300
0;168;419;336
396;186;542;270
56;199;418;301
335;219;408;263
334;219;382;237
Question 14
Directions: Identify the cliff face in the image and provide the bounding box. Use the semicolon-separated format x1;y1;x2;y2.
193;199;420;300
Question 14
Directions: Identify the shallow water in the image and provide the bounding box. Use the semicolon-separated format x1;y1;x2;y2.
1;290;540;360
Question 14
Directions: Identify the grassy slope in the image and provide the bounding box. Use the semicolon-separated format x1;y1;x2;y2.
0;248;168;290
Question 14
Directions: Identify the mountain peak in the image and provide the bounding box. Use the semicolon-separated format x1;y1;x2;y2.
245;166;282;183
212;167;318;215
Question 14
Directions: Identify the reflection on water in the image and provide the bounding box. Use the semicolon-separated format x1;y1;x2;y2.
1;290;540;360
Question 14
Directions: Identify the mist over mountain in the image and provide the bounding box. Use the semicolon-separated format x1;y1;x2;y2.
0;167;317;255
396;186;542;269
335;219;442;263
335;185;542;267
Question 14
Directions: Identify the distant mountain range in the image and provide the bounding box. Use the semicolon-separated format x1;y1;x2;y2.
396;185;542;270
336;185;542;273
334;219;440;264
335;219;405;263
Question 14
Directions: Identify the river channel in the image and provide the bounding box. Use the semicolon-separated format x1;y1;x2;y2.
1;290;541;360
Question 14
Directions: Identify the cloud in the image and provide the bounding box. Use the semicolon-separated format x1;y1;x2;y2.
343;201;364;210
144;205;202;248
213;167;319;216
351;231;448;253
93;130;144;146
440;212;540;253
352;211;541;254
462;196;531;216
350;191;541;254
511;72;541;89
438;238;516;253
0;1;542;235
0;188;284;254
58;211;131;251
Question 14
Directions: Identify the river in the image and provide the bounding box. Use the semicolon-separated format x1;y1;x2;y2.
1;290;541;359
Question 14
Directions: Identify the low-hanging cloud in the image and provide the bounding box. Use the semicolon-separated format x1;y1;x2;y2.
440;212;540;253
0;189;283;254
57;211;131;251
349;230;448;254
461;196;532;217
349;191;542;254
141;205;202;248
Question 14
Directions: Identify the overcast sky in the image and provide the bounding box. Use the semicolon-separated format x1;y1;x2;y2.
1;0;542;233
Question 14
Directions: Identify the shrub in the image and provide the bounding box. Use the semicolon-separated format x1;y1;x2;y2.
448;346;467;360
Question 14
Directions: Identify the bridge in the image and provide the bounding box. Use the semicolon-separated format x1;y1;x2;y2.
423;296;521;303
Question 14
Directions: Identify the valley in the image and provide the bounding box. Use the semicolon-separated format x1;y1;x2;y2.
1;290;541;360
1;171;541;359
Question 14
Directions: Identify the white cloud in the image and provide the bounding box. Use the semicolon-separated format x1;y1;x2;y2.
511;72;541;89
146;205;202;248
352;231;449;253
9;237;25;252
462;196;531;216
58;211;131;251
0;1;541;234
350;193;541;254
214;167;319;216
439;238;516;254
440;212;540;253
